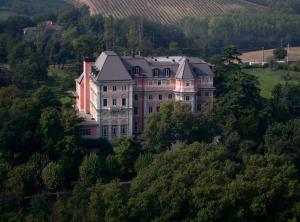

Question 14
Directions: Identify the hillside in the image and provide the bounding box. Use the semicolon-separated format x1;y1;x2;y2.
75;0;265;24
240;46;300;63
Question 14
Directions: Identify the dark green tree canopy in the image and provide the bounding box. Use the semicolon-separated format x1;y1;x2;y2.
129;142;300;222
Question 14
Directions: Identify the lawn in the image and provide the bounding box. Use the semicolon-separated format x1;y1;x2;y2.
242;68;289;98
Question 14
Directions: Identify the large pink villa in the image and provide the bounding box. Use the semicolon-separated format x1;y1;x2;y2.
75;51;214;140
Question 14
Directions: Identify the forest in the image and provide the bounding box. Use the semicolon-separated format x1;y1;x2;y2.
1;6;300;222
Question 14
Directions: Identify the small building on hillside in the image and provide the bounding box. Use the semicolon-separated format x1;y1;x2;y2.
23;21;62;41
75;51;214;140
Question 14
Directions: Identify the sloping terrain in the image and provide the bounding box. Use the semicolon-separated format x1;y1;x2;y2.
240;47;300;63
75;0;265;24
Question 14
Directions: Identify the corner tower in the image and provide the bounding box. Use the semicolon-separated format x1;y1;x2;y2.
174;57;197;111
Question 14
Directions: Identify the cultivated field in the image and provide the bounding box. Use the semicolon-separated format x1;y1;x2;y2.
240;47;300;63
75;0;265;24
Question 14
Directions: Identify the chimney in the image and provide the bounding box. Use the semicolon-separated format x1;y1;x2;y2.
83;57;95;114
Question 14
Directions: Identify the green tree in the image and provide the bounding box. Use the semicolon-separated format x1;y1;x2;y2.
67;183;89;222
273;47;287;60
265;120;300;166
42;162;64;191
115;137;142;178
73;34;99;58
102;180;128;222
88;182;105;222
39;107;63;156
0;86;38;163
134;153;153;173
103;16;116;50
126;19;142;54
28;194;49;222
144;102;196;152
32;86;60;112
52;194;68;222
105;155;120;179
222;44;241;65
0;159;10;191
79;154;101;186
168;41;181;55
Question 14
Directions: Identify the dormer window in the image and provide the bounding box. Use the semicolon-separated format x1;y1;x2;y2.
133;66;141;74
153;68;160;77
193;68;197;74
163;68;171;77
91;66;99;77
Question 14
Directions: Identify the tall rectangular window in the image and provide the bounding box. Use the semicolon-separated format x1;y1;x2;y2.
134;107;138;115
185;96;190;101
103;85;107;92
157;106;160;112
197;103;201;111
159;94;162;100
134;94;138;100
168;94;173;99
149;106;153;113
113;97;117;106
134;122;138;133
121;125;127;135
113;85;117;91
122;85;127;91
103;98;108;107
205;91;210;97
186;81;190;87
101;126;108;137
158;80;161;86
122;98;126;107
111;125;118;137
149;95;153;100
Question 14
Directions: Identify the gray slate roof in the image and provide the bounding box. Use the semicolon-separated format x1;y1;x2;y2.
94;51;132;81
175;57;195;79
90;51;213;81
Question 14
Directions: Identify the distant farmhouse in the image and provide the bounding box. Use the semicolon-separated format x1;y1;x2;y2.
23;21;62;41
75;51;214;140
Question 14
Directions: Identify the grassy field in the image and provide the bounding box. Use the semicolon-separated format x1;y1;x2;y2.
243;68;289;98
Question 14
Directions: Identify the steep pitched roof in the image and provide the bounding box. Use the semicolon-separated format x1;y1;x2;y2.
94;51;132;81
175;57;195;79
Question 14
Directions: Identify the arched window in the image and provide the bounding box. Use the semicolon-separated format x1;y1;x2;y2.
163;68;171;77
153;68;160;77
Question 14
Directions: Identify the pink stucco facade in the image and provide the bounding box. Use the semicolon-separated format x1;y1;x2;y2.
75;51;214;140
